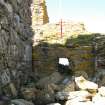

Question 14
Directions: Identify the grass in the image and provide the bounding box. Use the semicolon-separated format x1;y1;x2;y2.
68;34;95;46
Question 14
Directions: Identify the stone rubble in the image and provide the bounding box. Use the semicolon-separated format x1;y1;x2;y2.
47;103;61;105
1;0;105;105
11;99;34;105
53;76;105;105
75;76;98;90
98;86;105;97
36;72;64;89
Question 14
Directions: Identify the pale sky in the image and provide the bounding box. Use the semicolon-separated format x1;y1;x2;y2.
46;0;105;33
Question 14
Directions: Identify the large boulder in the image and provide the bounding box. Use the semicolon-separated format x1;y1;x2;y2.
60;77;75;92
92;93;105;105
20;87;37;101
98;86;105;97
56;91;91;101
47;103;61;105
65;100;93;105
11;99;34;105
75;76;98;92
36;72;63;88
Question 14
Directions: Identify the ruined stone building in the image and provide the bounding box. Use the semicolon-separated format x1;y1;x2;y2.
32;0;49;27
0;0;49;97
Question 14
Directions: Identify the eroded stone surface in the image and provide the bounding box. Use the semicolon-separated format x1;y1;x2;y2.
0;0;33;96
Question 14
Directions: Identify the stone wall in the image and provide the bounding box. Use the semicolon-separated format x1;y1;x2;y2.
94;34;105;70
93;34;105;85
33;44;94;78
0;0;33;95
32;0;49;28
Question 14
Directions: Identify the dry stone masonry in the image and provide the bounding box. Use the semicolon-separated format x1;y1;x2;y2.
0;0;33;97
32;0;49;28
93;34;105;86
1;0;105;105
94;34;105;70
